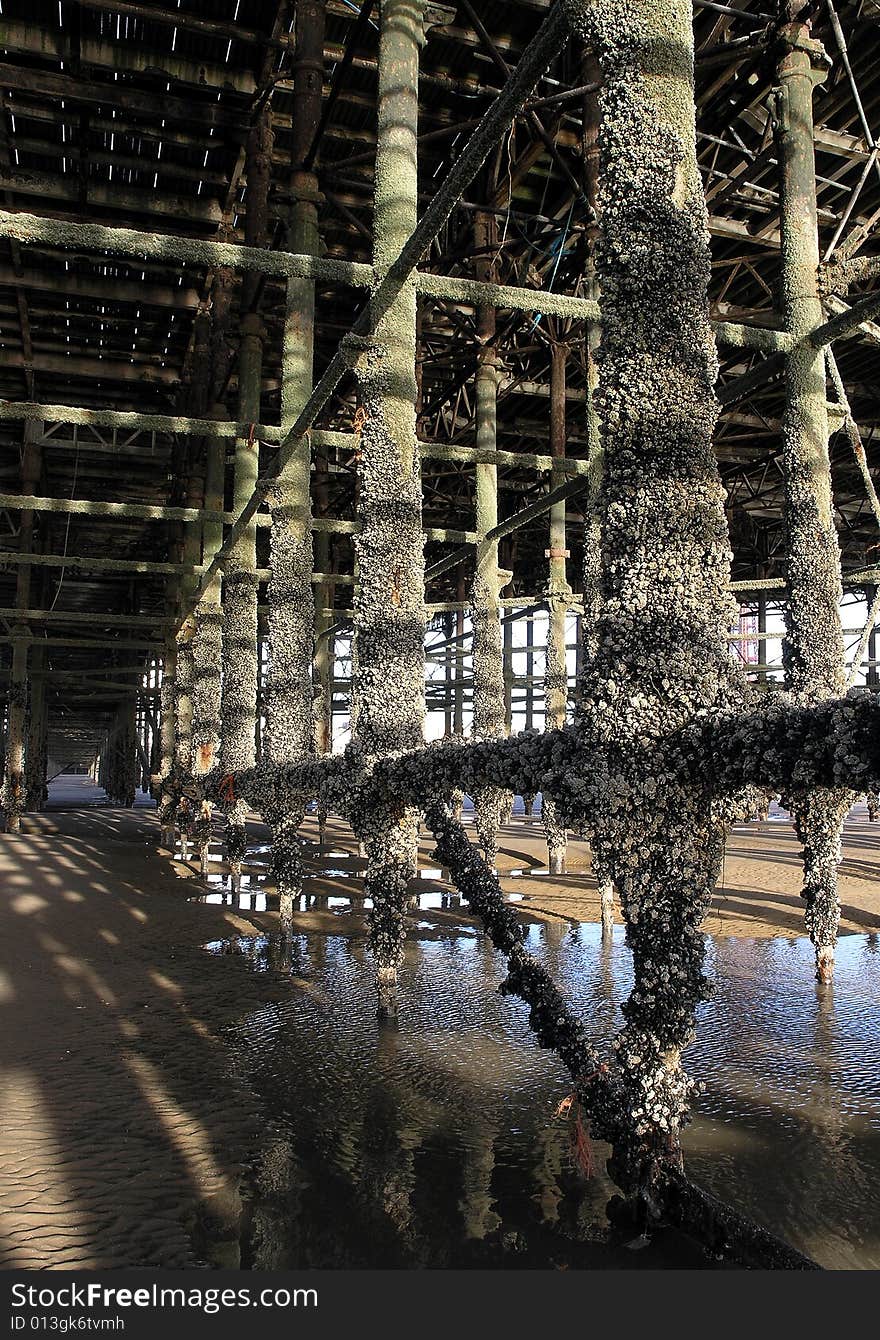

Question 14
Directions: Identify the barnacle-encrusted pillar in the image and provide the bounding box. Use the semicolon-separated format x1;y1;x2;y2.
582;442;616;937
262;0;323;932
174;613;196;858
1;422;40;831
544;339;571;874
563;0;747;1204
1;627;29;832
776;21;850;983
25;642;47;812
470;211;507;869
190;419;225;875
171;474;202;857
270;0;323;925
117;698;139;807
158;627;178;848
220;315;264;889
353;0;427;1017
583;304;616;936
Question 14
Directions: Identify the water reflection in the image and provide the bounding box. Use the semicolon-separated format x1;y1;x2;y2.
204;925;880;1268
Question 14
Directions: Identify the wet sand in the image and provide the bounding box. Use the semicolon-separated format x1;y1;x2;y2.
490;805;880;939
0;795;280;1268
1;779;878;1268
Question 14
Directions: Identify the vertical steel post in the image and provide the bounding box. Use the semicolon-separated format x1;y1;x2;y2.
776;20;849;982
544;339;570;873
756;597;768;686
471;210;507;867
525;614;534;730
454;570;466;736
443;611;454;735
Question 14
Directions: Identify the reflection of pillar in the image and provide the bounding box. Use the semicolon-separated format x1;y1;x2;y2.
362;1027;422;1253
531;1121;567;1226
544;341;570;874
353;0;427;1017
471;211;507;869
776;22;849;983
459;1120;501;1241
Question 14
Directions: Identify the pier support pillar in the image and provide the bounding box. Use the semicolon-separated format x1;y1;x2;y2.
544;339;571;874
471;211;507;869
776;21;849;983
354;0;427;1016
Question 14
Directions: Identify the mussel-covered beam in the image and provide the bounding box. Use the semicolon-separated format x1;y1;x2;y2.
0;210;372;283
0;213;786;350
